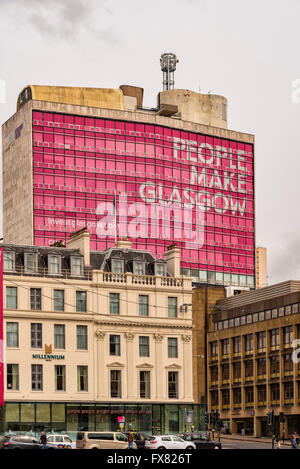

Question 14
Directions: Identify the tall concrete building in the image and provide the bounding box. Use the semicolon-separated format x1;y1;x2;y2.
256;247;268;289
2;57;255;290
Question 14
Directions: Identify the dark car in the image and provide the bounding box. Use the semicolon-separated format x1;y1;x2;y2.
123;432;152;449
0;434;57;450
179;432;222;450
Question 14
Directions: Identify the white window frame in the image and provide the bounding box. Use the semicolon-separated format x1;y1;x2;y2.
25;252;38;274
48;254;62;275
70;256;83;277
3;251;15;272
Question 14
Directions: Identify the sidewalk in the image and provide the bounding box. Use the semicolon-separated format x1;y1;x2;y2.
219;433;291;446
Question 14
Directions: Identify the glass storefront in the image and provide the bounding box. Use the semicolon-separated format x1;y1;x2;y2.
3;402;205;437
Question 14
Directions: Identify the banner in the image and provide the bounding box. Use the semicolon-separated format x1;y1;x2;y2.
0;248;3;407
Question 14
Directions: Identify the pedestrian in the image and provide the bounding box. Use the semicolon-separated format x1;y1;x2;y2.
40;431;47;449
291;433;298;449
275;434;281;449
128;431;135;449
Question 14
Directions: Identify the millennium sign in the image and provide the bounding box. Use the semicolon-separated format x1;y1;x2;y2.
32;344;65;361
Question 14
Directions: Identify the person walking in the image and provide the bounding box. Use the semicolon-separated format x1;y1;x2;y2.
275;434;281;449
291;433;298;449
128;431;135;449
40;431;47;449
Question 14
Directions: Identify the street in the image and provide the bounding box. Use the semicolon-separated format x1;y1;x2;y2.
221;439;290;450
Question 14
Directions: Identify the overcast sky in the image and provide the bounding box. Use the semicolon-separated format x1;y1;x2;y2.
0;0;300;285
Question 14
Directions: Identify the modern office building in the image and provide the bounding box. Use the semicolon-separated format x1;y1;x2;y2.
206;281;300;437
0;230;202;435
2;59;255;289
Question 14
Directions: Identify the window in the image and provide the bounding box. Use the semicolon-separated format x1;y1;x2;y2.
6;322;18;347
31;323;42;349
3;251;15;271
109;293;120;315
139;295;149;316
222;339;229;356
284;326;293;347
30;288;42;310
168;297;177;318
54;325;65;349
48;255;61;275
139;336;149;357
283;353;293;375
54;290;64;312
7;364;19;390
110;370;121;398
233;337;241;354
222;364;229;381
245;360;253;379
211;341;218;359
233;388;241;405
245;334;253;353
77;325;87;350
233;362;241;380
55;365;66;391
25;252;38;274
271;383;280;402
32;364;43;391
257;331;266;350
134;262;144;275
6;287;17;309
71;257;83;276
156;263;165;276
270;356;279;375
140;371;151;398
210;366;218;383
168;338;178;358
77;366;88;391
168;371;178;398
110;335;120;356
76;291;87;312
270;329;279;348
111;259;123;274
257;358;266;377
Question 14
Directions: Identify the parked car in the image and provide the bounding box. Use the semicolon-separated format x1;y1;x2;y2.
123;432;151;449
76;431;133;449
0;434;57;450
179;432;222;449
145;435;196;450
46;434;76;449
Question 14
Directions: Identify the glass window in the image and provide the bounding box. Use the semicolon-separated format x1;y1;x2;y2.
48;255;61;274
77;325;87;350
30;288;42;310
234;317;240;327
6;322;19;347
140;371;151;398
76;291;87;312
265;310;271;320
156;263;165;276
245;334;253;352
77;366;88;391
54;324;65;349
139;336;150;357
31;323;42;349
36;403;50;422
3;251;15;271
32;364;43;391
110;370;121;398
134;262;144;275
259;311;265;322
6;287;17;309
7;364;19;390
272;309;278;319
279;307;285;317
168;371;178;399
110;335;120;356
25;252;38;274
168;338;178;358
109;293;120;315
54;290;64;312
55;365;66;391
211;341;218;359
111;259;123;274
139;295;149;316
168;297;177;318
71;257;83;276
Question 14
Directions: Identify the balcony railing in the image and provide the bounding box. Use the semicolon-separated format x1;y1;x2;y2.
4;265;92;280
101;272;184;288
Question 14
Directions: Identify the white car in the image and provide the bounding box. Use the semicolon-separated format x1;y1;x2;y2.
46;434;76;449
145;435;196;450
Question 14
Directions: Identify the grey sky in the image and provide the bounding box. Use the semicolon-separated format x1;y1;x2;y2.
0;0;300;285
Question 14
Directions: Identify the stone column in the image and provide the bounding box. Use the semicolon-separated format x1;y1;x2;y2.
154;334;164;400
125;332;136;400
95;330;106;400
181;334;192;400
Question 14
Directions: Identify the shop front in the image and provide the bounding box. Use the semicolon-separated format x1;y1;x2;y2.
3;402;205;438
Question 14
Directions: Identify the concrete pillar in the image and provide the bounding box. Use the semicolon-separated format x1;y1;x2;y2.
95;330;106;400
125;332;136;400
182;335;193;400
253;417;262;437
154;334;164;400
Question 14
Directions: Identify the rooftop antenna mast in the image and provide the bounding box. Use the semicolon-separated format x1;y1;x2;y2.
160;53;179;91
